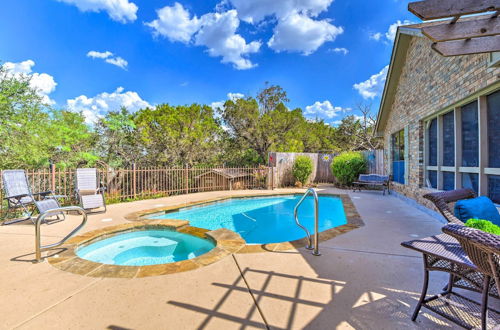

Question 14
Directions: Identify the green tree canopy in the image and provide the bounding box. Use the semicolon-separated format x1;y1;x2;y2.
135;103;224;166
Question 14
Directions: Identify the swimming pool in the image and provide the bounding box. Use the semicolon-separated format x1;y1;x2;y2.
76;229;215;266
150;195;347;244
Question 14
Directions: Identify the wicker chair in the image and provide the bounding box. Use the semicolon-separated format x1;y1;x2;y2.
442;224;500;329
423;188;476;225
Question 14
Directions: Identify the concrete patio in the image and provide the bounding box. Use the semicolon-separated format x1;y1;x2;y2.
0;186;476;329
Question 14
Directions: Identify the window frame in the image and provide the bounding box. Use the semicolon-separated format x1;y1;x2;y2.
423;86;500;199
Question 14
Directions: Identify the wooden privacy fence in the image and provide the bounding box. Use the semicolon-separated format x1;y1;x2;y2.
269;150;385;187
0;166;272;216
361;149;385;175
269;152;336;187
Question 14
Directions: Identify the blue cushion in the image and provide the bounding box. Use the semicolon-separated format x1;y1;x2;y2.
454;196;500;226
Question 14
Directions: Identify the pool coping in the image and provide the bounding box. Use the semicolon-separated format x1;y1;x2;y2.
126;192;364;254
47;193;363;278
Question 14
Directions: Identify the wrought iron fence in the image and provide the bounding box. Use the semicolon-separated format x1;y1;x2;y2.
0;166;273;216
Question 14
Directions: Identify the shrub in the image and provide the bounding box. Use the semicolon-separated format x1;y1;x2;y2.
331;151;367;186
465;219;500;235
292;156;313;185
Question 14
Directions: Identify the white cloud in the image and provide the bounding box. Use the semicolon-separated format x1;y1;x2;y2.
87;50;128;70
211;92;245;116
386;20;413;41
147;5;261;70
369;32;382;41
371;20;414;42
87;50;113;59
3;60;57;105
227;92;244;100
210;101;225;112
145;2;201;43
304;100;349;119
105;56;128;69
330;47;348;55
66;87;151;123
229;0;333;24
195;10;261;70
353;65;389;99
56;0;138;23
268;12;342;55
229;0;341;55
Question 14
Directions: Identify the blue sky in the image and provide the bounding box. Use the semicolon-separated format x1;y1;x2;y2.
0;0;418;124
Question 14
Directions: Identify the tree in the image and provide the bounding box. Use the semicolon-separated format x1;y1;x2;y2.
94;107;140;168
300;119;339;153
333;102;381;151
48;110;97;168
256;82;289;114
134;103;224;166
0;64;53;168
222;95;305;162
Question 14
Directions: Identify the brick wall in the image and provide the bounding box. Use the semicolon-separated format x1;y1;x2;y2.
382;35;500;207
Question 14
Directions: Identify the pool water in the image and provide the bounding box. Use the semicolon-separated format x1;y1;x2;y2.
76;230;215;266
151;195;347;244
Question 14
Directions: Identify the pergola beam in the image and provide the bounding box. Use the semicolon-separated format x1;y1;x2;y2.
422;16;500;42
432;35;500;56
409;0;500;20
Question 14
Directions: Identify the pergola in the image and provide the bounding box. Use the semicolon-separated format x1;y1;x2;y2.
408;0;500;56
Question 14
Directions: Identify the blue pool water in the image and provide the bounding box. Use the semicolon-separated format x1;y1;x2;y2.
76;230;215;266
151;195;347;244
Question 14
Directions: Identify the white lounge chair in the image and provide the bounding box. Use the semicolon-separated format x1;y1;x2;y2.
75;168;107;214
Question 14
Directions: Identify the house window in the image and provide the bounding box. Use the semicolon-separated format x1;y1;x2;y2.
488;175;500;204
443;172;455;191
488;90;500;167
462;173;479;194
424;88;500;201
461;101;479;167
391;129;405;184
442;111;455;167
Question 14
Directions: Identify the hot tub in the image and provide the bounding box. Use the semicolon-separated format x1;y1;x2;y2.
76;229;215;266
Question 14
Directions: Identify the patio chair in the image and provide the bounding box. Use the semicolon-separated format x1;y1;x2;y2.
75;168;106;214
423;188;476;225
2;170;64;225
352;174;390;195
442;224;500;329
402;229;500;329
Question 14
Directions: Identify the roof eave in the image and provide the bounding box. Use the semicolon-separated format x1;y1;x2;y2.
374;27;423;135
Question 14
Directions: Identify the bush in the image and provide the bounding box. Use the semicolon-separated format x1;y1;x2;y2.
465;219;500;235
331;151;367;186
292;156;313;185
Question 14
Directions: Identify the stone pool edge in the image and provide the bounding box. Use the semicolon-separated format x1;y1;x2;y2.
46;220;246;279
126;192;364;254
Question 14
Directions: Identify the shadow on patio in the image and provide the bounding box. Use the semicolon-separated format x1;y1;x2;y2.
168;263;452;329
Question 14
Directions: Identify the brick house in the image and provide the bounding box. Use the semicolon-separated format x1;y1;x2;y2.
374;22;500;210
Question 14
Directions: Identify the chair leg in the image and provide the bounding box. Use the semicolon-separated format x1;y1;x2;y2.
412;269;429;321
481;275;490;330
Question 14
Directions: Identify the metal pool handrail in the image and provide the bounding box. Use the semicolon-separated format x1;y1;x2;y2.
35;206;88;262
294;188;320;256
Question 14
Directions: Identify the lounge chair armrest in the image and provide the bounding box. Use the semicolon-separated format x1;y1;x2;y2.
33;190;54;197
3;193;31;200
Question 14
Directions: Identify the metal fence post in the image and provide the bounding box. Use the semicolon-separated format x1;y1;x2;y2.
184;165;189;194
50;163;56;192
132;163;137;199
